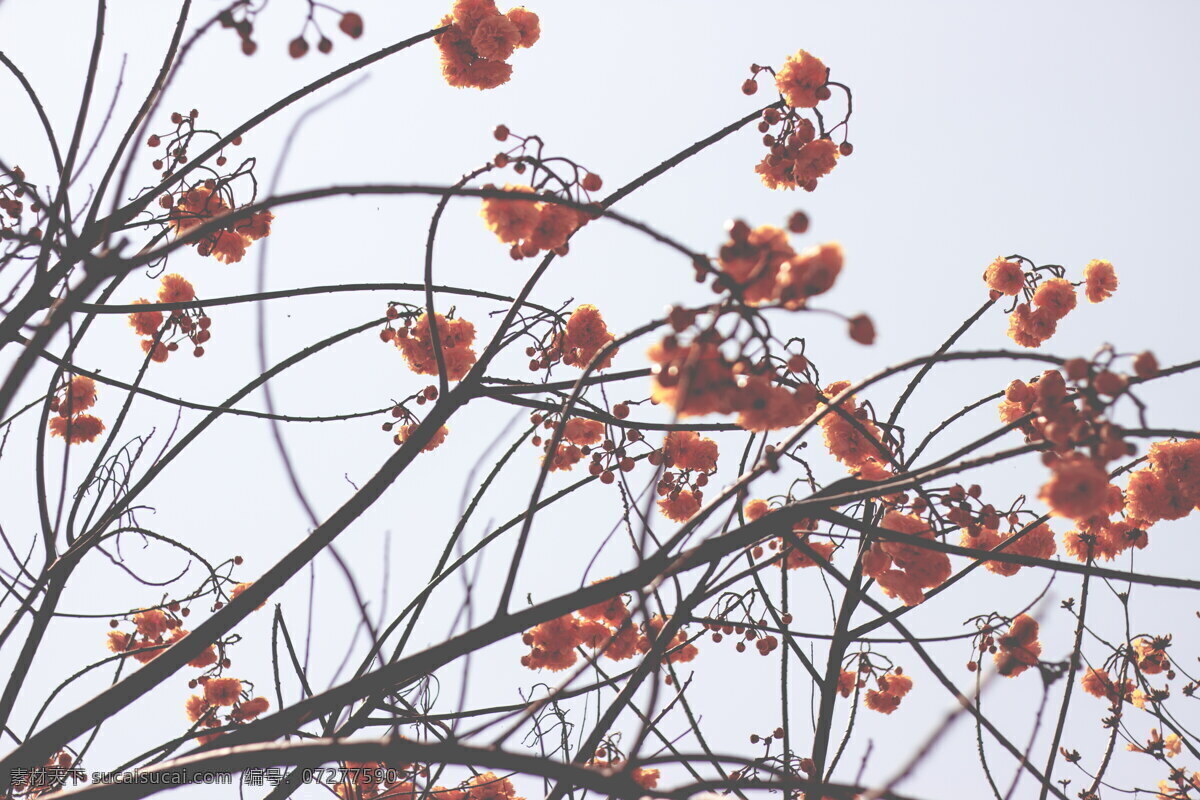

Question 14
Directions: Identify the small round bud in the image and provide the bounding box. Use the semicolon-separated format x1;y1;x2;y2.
339;12;364;38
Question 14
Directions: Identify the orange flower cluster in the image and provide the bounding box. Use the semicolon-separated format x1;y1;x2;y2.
648;339;818;433
47;376;104;444
756;132;839;192
994;614;1041;677
775;50;830;108
543;416;604;472
479;185;588;259
1003;365;1199;562
1062;519;1147;563
167;184;273;264
658;489;701;522
717;222;844;307
394;423;449;452
1008;278;1076;348
819;380;891;480
661;430;719;473
186;677;270;744
1125;439;1200;525
998;368;1153;561
229;581;268;610
777;534;836;570
435;0;540;90
586;754;660;790
746;51;845;191
463;773;521;800
644;614;700;665
1129;728;1183;758
105;607;218;668
1080;667;1137;706
553;304;618;370
521;598;631;671
1039;453;1115;523
864;670;913;715
647;339;735;417
998;371;1095;449
1084;259;1118;303
128;274;214;362
988;260;1116;348
837;669;858;698
738;375;819;433
983;258;1025;296
743;504;838;569
862;512;951;606
1134;636;1172;676
521;593;697;672
394;312;477;380
962;522;1056;576
1055;437;1199;560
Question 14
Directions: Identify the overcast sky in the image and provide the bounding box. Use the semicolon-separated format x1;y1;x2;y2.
2;1;1199;798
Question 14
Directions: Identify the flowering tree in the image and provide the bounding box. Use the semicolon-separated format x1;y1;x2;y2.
0;2;1198;800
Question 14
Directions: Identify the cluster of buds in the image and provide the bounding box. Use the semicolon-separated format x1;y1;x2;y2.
527;410;639;481
479;127;601;260
287;8;364;58
742;510;835;571
0;165;42;240
966;614;1042;678
904;482;1005;537
649;325;822;433
651;429;721;522
218;2;363;57
741;51;853;192
128;274;212;361
710;216;872;343
105;602;220;669
702;617;782;657
11;750;79;798
159;179;273;266
728;753;817;786
381;386;449;452
186;676;270;745
145;109;242;175
378;303;423;343
521;304;619;380
1001;367;1136;462
862;665;913;714
1131;635;1174;679
747;726;788;745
